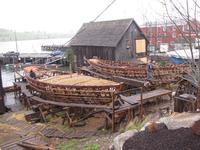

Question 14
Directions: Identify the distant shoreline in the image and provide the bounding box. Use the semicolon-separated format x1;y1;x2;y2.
0;37;71;42
0;38;70;54
0;28;73;42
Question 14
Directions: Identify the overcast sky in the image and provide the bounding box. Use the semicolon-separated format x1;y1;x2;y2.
0;0;197;34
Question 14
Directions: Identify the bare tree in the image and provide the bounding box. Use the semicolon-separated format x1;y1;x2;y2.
161;0;200;107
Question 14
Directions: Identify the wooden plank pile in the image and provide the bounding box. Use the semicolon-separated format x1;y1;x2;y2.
0;136;53;150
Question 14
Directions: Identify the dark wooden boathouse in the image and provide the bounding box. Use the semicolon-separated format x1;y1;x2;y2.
69;18;148;67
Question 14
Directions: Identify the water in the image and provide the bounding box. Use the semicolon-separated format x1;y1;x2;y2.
0;38;70;106
2;66;15;87
1;65;69;107
1;67;16;106
0;38;70;53
0;38;70;91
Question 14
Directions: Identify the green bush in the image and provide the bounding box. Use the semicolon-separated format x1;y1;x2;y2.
159;61;167;66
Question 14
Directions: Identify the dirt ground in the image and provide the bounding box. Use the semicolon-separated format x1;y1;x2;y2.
0;110;45;145
0;93;168;150
0;110;117;150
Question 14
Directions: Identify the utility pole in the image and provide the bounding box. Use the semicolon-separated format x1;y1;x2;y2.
14;31;19;64
14;31;18;53
0;60;5;114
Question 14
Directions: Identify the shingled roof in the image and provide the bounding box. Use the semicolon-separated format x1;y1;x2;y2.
69;18;137;47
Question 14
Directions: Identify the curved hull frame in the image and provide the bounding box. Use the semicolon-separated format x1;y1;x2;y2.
87;59;191;83
24;66;122;105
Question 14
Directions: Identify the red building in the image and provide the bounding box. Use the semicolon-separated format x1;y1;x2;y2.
141;20;200;51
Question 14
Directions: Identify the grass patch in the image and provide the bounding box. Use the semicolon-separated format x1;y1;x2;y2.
57;140;100;150
83;144;100;150
56;111;66;117
58;140;78;150
120;116;148;133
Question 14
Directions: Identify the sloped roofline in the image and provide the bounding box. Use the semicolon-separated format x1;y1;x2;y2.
69;18;148;47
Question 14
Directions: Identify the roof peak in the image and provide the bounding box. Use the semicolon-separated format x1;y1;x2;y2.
88;18;134;24
69;18;138;47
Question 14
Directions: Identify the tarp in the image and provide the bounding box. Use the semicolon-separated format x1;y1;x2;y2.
167;49;200;60
170;56;185;64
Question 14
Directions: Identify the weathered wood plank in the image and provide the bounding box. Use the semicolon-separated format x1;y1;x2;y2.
119;89;171;104
30;96;112;109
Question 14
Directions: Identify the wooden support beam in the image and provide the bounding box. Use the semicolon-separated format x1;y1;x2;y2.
127;108;134;122
113;76;147;87
103;112;112;123
26;98;32;110
140;87;144;118
63;109;72;126
30;96;112;109
38;106;47;123
111;92;115;133
0;62;5;114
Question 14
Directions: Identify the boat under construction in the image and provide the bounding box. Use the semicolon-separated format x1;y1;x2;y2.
85;58;191;84
11;57;194;131
23;66;123;105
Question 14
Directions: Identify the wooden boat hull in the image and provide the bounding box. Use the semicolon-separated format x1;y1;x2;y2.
24;66;122;105
87;59;191;83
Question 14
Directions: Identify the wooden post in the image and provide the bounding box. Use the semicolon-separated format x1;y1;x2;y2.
0;61;5;114
197;87;200;110
111;91;115;133
169;93;173;113
38;106;47;123
128;108;133;122
140;87;144;118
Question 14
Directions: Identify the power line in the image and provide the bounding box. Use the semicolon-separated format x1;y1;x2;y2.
63;0;117;46
93;0;117;22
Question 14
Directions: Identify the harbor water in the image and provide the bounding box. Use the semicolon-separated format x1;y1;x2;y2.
0;38;69;53
0;38;70;86
1;63;69;106
0;38;70;106
2;66;17;106
2;66;15;87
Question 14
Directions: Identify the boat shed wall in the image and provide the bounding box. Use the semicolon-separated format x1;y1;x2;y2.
115;21;147;60
72;46;115;67
69;18;148;67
